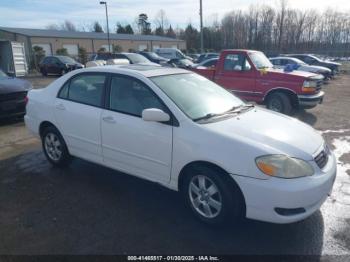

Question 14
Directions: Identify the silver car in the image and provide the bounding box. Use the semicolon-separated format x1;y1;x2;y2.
270;57;332;80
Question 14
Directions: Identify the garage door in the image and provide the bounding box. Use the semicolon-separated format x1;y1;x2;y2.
62;44;78;55
138;44;147;51
33;44;52;56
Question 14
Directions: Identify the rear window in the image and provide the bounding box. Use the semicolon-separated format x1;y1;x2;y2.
58;74;106;107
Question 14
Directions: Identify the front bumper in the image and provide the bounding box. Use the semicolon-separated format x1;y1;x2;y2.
231;152;337;224
298;91;325;109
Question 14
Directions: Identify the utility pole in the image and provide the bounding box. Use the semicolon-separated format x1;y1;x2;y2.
100;1;111;53
199;0;204;53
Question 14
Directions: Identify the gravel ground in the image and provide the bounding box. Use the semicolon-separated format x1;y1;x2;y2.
0;74;349;258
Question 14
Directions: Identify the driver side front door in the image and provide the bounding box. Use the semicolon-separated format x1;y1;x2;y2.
101;75;173;183
215;53;256;100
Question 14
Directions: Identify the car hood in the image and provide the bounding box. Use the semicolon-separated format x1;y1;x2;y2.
204;107;323;160
137;62;161;67
299;65;331;73
0;77;32;94
66;63;83;67
322;60;341;66
265;67;318;80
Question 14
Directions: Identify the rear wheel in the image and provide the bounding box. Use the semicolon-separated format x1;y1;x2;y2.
182;166;244;225
266;92;293;115
42;126;71;167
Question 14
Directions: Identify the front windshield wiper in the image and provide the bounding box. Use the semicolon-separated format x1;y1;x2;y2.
225;104;255;114
193;104;255;122
193;113;223;122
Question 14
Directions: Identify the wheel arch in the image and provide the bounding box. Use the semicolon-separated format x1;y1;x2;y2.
177;160;246;214
39;121;59;138
264;88;299;107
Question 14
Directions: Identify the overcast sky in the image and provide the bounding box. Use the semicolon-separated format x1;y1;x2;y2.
1;0;349;30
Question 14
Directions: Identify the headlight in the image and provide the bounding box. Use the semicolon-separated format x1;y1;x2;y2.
302;80;317;93
256;155;314;179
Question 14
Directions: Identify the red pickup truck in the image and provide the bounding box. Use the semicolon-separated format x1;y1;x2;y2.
192;49;325;115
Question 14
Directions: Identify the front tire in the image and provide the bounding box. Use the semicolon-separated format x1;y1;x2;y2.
266;92;293;115
42;126;71;167
183;166;244;225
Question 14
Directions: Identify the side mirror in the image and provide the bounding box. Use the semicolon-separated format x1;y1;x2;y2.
142;108;170;122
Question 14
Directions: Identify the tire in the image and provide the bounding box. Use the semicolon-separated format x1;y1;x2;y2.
266;92;293;115
182;166;244;225
41;68;47;77
41;126;71;167
61;69;66;76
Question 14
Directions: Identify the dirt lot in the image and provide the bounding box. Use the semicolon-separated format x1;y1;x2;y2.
0;73;349;257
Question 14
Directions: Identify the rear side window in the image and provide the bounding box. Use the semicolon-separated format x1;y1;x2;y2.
224;54;251;71
109;76;165;117
58;74;106;107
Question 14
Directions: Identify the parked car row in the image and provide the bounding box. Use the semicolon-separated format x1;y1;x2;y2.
36;49;342;117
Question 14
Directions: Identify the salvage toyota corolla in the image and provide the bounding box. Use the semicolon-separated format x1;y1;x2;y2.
25;65;337;225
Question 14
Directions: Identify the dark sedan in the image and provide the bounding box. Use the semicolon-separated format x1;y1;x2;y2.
138;51;169;65
0;69;32;119
39;56;84;76
284;54;341;76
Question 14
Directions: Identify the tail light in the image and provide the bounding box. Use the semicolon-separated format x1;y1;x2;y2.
24;95;29;106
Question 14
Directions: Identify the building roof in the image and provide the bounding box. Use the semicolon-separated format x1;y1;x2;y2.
0;27;183;42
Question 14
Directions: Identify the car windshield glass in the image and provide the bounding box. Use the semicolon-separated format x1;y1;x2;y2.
58;56;76;63
151;73;244;121
126;53;150;63
0;70;8;79
249;52;273;69
147;52;163;59
292;58;307;65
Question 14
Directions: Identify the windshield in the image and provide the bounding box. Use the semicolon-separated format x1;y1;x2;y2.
58;56;76;63
147;52;163;59
151;73;244;121
0;70;8;79
126;53;150;63
249;52;273;69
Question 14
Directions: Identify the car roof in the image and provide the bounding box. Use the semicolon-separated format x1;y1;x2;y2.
81;65;190;78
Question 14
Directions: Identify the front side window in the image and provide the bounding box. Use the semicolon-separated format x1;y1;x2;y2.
271;59;281;66
59;74;106;107
151;73;244;121
109;76;165;117
224;54;251;71
249;52;273;69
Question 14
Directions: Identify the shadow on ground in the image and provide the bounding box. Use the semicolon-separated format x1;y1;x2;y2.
0;150;325;255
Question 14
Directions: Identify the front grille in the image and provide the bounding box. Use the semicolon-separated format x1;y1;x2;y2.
316;80;323;90
314;146;330;169
0;91;27;102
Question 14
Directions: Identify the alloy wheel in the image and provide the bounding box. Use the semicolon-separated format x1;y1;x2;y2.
188;175;223;218
44;133;62;161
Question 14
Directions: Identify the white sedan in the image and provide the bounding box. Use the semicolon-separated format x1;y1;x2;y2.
25;65;337;225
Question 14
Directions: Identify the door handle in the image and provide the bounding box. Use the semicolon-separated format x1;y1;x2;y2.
102;116;116;124
55;103;66;110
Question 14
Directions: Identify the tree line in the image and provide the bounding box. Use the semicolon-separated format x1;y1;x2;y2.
45;1;350;56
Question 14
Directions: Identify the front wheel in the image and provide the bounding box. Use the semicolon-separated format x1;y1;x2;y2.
183;166;244;225
42;126;71;167
266;92;293;115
